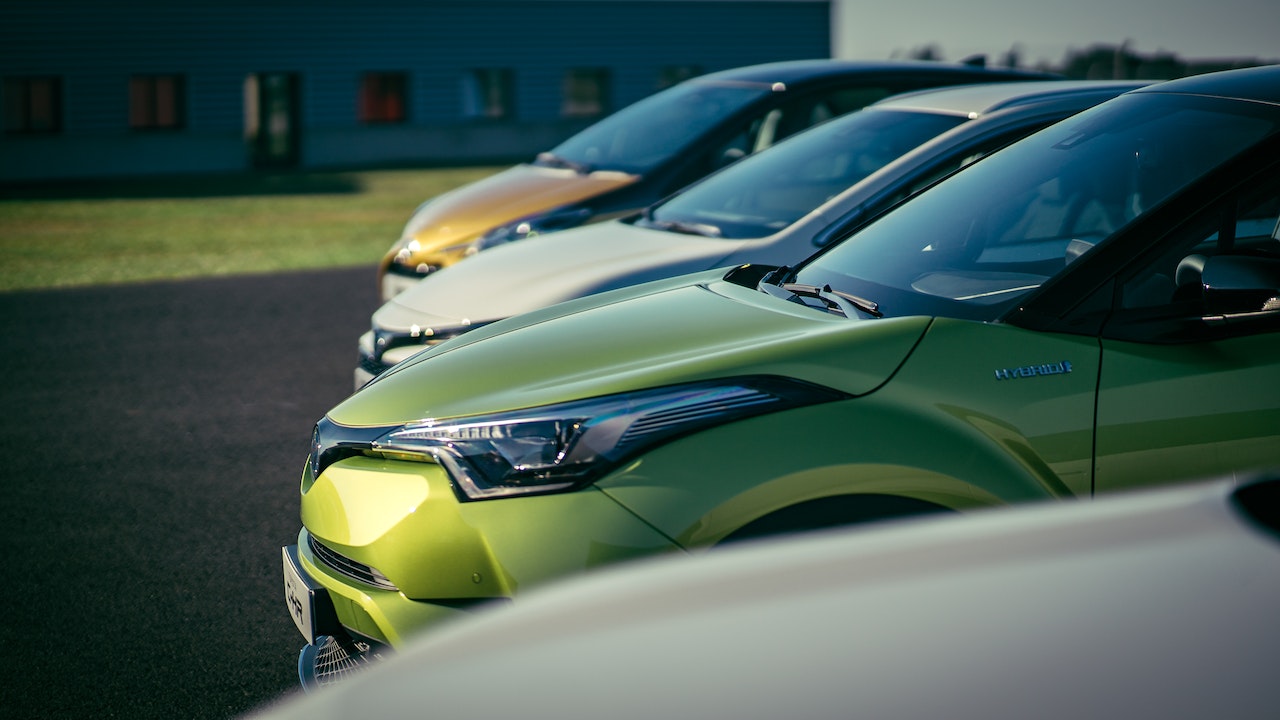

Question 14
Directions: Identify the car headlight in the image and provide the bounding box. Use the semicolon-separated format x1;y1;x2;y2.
398;198;438;243
469;206;594;253
308;377;846;500
370;322;479;362
385;199;443;272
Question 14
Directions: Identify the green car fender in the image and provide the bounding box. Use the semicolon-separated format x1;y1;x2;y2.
596;318;1102;546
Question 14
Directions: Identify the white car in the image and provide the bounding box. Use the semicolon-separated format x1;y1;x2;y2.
253;473;1280;719
354;80;1148;389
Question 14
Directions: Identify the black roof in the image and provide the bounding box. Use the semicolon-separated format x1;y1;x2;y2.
1132;64;1280;105
694;59;1058;86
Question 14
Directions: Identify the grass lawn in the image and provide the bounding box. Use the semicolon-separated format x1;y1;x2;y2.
0;166;506;293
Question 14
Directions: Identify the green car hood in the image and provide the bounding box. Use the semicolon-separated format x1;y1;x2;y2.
331;270;931;426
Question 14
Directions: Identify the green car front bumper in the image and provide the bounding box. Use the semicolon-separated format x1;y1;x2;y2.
286;455;683;653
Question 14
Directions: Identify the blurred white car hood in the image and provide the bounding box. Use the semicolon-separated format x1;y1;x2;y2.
372;220;756;331
252;474;1280;719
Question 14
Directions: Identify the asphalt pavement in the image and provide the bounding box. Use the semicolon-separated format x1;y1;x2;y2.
0;266;378;719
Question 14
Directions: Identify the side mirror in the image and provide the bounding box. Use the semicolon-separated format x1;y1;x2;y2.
1202;256;1280;314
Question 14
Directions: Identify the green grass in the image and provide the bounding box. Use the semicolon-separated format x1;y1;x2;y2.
0;166;506;292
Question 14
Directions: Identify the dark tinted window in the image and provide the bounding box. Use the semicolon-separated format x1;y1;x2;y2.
546;81;772;173
797;93;1280;321
1102;171;1280;342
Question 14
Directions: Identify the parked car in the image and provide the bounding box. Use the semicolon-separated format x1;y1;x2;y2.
265;474;1280;715
284;65;1280;686
358;80;1148;388
376;60;1055;301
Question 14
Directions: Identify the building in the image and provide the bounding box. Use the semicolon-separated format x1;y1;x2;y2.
0;0;831;182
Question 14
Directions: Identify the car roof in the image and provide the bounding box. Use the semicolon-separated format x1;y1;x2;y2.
869;79;1152;117
1129;63;1280;105
692;59;1056;86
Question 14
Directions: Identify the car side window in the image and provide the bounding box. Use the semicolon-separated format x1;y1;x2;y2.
740;87;897;158
667;87;895;194
1105;169;1280;342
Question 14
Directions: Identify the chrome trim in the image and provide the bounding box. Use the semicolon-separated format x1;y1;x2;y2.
994;360;1073;380
308;534;398;591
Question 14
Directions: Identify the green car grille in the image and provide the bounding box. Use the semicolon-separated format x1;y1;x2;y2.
309;534;398;592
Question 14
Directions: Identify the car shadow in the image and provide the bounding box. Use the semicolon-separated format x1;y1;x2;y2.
0;170;365;200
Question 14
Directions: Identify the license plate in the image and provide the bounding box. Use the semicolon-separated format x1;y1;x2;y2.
282;545;322;643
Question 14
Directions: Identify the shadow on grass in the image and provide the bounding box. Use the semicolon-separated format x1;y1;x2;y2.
0;170;366;200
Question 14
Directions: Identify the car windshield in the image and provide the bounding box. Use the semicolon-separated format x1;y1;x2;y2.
639;108;967;239
795;92;1280;321
543;81;775;175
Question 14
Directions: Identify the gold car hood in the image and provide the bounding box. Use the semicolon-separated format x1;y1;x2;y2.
336;271;931;427
403;163;639;253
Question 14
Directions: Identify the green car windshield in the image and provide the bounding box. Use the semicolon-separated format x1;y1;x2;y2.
796;92;1280;322
543;81;774;175
640;108;966;239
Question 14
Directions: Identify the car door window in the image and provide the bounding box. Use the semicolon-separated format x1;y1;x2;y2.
1093;167;1280;494
1107;173;1280;342
667;87;895;194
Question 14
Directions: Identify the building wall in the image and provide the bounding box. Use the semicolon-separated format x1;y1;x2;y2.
0;0;831;182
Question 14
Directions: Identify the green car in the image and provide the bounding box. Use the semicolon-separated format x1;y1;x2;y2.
283;65;1280;689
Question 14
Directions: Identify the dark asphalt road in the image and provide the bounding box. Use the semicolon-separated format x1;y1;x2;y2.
0;267;378;719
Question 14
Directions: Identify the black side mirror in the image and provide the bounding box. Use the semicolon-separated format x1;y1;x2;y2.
1203;256;1280;314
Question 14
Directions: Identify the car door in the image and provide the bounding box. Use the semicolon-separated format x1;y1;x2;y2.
1093;167;1280;492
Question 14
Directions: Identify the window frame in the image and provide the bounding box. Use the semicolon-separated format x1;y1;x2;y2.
461;68;515;120
129;74;186;131
3;75;62;134
561;67;611;119
359;71;409;125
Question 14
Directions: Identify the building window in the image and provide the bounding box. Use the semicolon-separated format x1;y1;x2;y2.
130;75;185;130
561;68;610;118
3;76;62;133
658;65;702;89
360;72;408;124
461;68;514;119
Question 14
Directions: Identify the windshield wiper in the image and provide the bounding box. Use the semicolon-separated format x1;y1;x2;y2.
763;281;882;319
645;218;723;237
535;152;592;174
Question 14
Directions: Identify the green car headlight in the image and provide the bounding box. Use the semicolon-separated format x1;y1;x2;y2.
310;377;846;501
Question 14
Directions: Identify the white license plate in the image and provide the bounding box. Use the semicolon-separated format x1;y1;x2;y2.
282;545;321;644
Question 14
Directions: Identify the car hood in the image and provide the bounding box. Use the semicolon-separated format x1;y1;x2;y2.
375;222;750;330
333;270;932;427
404;163;639;252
